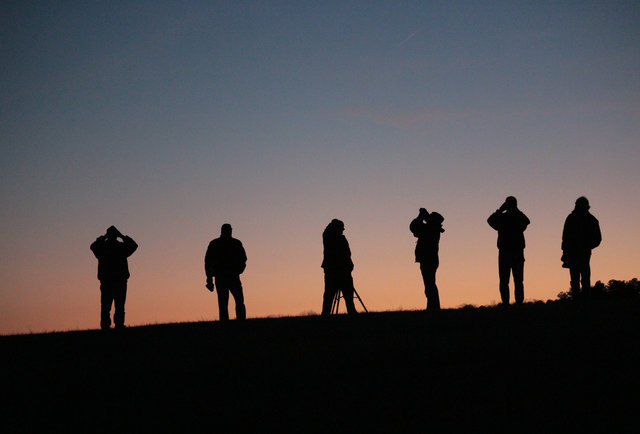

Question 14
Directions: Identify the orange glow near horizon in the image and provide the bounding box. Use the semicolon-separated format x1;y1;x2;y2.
1;198;638;335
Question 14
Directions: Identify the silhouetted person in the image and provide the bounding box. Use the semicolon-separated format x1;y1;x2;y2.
562;197;602;300
410;208;444;310
487;196;530;305
90;226;138;330
205;224;247;321
409;208;444;310
321;219;357;316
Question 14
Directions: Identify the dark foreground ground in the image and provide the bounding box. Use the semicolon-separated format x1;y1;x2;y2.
2;300;639;433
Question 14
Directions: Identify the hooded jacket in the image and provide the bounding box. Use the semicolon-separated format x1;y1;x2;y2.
90;236;138;281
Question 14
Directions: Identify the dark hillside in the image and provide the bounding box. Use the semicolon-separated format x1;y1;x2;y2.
2;300;639;432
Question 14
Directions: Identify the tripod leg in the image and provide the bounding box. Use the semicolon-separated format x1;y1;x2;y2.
331;291;341;314
353;288;368;313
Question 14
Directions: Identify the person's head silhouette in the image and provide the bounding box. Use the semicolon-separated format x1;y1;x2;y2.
221;223;232;238
429;212;444;225
105;225;121;241
325;219;345;236
575;196;590;211
106;226;118;236
504;196;517;210
333;219;345;234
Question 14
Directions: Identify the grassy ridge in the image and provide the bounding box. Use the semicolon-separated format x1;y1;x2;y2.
2;300;639;432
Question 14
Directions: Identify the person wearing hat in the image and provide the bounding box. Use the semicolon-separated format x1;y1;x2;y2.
487;197;530;306
562;197;602;300
410;208;445;310
90;226;138;329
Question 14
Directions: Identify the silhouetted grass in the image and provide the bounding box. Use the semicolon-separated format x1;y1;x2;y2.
2;300;639;433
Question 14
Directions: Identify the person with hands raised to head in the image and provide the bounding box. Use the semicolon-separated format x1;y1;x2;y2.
410;208;445;311
487;197;530;306
90;226;138;330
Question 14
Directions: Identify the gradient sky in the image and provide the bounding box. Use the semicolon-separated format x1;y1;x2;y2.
1;1;639;334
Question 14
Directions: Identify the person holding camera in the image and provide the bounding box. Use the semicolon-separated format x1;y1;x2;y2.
204;223;247;321
90;226;138;330
410;208;445;310
487;196;530;306
321;219;358;316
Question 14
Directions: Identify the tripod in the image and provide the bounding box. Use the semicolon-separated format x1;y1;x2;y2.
331;288;368;314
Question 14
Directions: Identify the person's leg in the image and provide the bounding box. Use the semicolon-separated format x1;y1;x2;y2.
229;275;246;320
498;252;511;305
322;273;338;316
513;259;524;305
581;260;592;300
215;278;230;321
420;263;440;310
113;280;128;328
570;268;581;299
100;281;114;329
340;273;357;315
